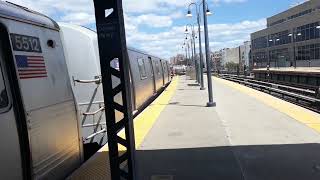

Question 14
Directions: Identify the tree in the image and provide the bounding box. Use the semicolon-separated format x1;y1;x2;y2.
225;62;239;72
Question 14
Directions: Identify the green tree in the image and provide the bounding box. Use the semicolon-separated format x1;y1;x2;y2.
225;62;239;72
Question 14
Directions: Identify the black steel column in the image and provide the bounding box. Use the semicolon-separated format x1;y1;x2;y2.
202;0;216;107
192;32;199;84
93;0;136;179
197;12;205;90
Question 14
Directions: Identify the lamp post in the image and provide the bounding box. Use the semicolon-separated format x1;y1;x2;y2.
187;2;208;90
288;30;302;68
187;0;216;107
187;40;191;66
182;43;188;66
186;24;200;84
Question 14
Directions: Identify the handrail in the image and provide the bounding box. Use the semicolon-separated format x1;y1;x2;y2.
72;75;102;85
85;128;106;140
82;122;106;127
82;106;105;115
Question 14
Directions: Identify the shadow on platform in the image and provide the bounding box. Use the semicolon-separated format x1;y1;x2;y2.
135;143;320;180
70;144;320;180
187;83;200;87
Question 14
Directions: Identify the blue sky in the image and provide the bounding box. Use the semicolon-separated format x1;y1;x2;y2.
10;0;307;58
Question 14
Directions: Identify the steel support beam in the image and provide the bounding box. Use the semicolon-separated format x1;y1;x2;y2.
93;0;136;179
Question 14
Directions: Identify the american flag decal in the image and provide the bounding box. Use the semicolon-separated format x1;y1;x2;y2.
15;55;47;79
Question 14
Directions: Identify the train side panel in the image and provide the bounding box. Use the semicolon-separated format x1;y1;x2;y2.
153;58;164;91
128;49;154;109
0;23;24;180
162;60;169;85
0;17;81;179
166;61;171;82
59;24;108;151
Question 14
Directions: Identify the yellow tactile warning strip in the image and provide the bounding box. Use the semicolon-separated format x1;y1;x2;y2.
68;77;179;180
214;77;320;133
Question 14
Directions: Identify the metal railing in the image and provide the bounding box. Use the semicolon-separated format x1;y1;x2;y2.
82;106;105;116
85;128;107;140
219;74;320;113
72;75;102;85
81;105;106;140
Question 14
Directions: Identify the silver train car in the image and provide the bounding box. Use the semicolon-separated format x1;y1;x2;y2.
59;23;171;158
0;2;170;180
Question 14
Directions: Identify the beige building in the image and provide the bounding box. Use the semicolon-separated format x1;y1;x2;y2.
251;0;320;68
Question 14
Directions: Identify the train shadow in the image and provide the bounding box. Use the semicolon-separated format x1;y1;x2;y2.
71;143;320;180
135;143;320;180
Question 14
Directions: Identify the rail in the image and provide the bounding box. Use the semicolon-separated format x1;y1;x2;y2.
82;106;106;140
220;74;316;97
72;75;102;85
85;128;107;140
218;74;320;113
82;122;106;127
82;106;105;116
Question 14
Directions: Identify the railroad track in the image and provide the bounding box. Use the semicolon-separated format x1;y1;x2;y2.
218;74;320;113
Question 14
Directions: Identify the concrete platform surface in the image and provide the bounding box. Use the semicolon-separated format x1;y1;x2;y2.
136;75;320;180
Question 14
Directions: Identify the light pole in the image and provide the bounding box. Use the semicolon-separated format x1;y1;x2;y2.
187;0;215;107
187;2;209;90
182;43;188;66
187;40;191;66
288;30;302;68
186;24;200;84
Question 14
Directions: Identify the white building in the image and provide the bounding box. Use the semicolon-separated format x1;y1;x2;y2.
225;47;240;64
240;41;251;68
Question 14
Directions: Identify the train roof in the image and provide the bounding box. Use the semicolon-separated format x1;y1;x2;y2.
59;23;168;61
0;1;59;30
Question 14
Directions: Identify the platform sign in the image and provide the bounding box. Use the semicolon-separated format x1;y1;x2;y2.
93;0;136;180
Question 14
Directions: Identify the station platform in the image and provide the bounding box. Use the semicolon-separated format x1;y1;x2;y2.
69;75;320;180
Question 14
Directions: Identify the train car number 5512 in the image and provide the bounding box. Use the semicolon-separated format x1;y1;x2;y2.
10;33;42;53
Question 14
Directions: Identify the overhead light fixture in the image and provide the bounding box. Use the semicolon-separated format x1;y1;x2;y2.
206;9;212;16
288;33;293;37
186;10;192;17
316;25;320;29
297;32;302;36
276;38;280;41
269;39;273;42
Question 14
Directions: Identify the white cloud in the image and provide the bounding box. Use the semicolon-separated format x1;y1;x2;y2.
125;19;266;58
6;0;259;59
213;0;248;5
133;14;173;28
60;12;95;25
289;0;309;7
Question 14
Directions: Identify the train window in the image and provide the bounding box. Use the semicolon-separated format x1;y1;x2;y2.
0;62;9;110
137;58;147;79
155;61;160;75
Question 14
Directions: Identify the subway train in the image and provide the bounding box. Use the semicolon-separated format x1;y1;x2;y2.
0;2;170;180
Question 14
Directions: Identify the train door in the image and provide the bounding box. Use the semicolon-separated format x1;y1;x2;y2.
167;62;170;81
0;35;25;179
148;57;156;93
160;60;165;86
